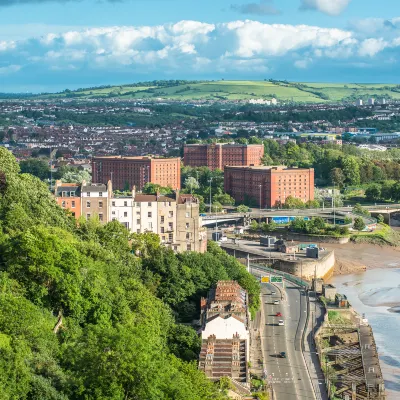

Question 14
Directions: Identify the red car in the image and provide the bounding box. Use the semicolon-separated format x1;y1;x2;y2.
276;312;282;317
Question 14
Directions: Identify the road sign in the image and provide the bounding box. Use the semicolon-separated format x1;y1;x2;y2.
271;276;283;283
261;276;270;283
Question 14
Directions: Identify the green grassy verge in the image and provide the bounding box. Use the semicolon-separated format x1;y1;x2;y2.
351;224;400;246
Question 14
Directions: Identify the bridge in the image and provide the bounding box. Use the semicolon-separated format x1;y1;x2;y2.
201;204;400;227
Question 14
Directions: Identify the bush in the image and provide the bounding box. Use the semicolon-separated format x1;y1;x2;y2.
353;217;366;231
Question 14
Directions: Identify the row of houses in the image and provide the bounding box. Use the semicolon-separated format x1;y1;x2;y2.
54;180;207;253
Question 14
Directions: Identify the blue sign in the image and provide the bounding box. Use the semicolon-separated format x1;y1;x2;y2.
272;216;310;224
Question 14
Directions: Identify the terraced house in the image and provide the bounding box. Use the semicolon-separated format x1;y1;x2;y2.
198;281;250;385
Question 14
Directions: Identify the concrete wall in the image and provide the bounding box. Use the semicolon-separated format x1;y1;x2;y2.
273;250;335;281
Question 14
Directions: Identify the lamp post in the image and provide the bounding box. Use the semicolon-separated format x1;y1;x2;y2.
259;184;262;225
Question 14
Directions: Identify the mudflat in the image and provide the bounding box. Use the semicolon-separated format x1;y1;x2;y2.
319;242;400;275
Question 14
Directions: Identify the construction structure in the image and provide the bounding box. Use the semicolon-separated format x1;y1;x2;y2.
315;302;386;399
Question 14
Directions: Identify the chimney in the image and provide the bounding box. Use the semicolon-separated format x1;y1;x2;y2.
175;188;180;202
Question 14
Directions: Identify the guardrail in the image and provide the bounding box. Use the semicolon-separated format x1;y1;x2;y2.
250;263;310;289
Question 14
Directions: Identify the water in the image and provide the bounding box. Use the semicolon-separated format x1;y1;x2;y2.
331;269;400;398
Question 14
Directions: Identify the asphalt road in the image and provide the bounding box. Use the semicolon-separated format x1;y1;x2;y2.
261;281;315;400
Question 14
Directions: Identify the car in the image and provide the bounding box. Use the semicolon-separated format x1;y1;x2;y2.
278;320;284;326
273;300;280;305
279;352;286;358
271;291;276;295
200;213;207;217
276;312;282;317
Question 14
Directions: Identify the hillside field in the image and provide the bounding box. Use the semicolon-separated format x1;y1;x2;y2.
41;80;400;103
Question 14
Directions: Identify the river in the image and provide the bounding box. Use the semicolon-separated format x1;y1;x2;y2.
331;268;400;399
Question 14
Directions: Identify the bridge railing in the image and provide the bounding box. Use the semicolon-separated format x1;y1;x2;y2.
250;263;310;289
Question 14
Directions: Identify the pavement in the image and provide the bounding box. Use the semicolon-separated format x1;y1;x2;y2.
303;293;329;400
259;280;315;400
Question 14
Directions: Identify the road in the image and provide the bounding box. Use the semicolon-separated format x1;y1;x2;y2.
260;281;315;400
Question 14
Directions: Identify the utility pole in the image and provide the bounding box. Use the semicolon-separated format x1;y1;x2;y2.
333;182;336;226
208;178;212;214
259;184;262;225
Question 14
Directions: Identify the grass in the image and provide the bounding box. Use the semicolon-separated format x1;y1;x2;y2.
36;80;400;102
351;223;400;246
327;311;353;325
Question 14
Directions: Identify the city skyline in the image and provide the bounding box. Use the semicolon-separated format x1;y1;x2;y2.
2;0;400;92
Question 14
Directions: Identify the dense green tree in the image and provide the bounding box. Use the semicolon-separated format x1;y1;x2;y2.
20;159;50;181
365;184;381;201
283;196;305;209
237;204;249;213
353;217;366;231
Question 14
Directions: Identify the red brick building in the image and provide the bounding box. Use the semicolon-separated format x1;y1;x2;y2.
183;143;264;170
224;166;314;208
92;156;181;190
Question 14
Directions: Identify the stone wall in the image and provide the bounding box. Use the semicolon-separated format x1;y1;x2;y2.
272;250;335;281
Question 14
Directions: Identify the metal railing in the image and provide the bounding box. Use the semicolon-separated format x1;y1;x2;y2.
250;263;310;288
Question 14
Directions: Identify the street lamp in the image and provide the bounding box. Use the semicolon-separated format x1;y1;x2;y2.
259;184;262;225
208;178;212;213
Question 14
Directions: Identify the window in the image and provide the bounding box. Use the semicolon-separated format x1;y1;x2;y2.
61;201;66;208
148;202;152;207
169;211;173;218
186;244;191;251
137;229;140;233
168;233;173;242
137;219;140;224
168;222;173;231
186;233;190;240
99;213;103;222
161;227;165;233
112;211;115;215
124;201;127;207
148;222;153;230
99;192;103;197
87;192;90;197
99;201;103;208
71;201;75;208
186;212;190;218
86;213;91;220
70;191;75;197
136;211;140;215
112;201;115;206
136;202;140;207
148;212;152;218
124;212;128;217
161;216;165;223
86;201;91;208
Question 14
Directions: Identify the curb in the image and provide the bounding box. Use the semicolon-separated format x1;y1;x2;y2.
301;291;317;400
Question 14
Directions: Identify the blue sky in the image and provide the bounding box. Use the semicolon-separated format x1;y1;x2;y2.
1;0;400;92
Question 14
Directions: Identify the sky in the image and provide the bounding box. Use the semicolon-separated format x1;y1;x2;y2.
1;0;400;92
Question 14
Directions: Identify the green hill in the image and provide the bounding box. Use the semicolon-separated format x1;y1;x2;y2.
40;80;400;103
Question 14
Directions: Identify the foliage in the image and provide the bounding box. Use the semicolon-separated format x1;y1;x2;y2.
20;158;50;181
365;184;381;201
61;169;91;184
0;148;231;400
184;176;199;192
283;196;305;209
213;192;235;206
290;217;349;237
143;182;173;195
352;203;370;216
353;217;366;231
249;220;259;232
260;221;278;233
237;204;249;213
377;214;384;223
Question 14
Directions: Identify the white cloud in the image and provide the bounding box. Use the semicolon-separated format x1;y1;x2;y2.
0;19;399;82
294;58;312;69
0;64;21;74
300;0;351;16
358;38;388;57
